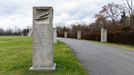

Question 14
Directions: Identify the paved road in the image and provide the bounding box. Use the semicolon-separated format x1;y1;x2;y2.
58;38;134;75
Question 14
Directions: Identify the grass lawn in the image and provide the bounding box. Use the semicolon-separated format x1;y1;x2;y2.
102;42;134;51
85;39;134;51
0;36;88;75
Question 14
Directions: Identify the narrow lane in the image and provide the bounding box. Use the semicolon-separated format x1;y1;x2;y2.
59;38;134;75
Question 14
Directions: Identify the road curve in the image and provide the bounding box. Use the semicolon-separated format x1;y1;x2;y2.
58;38;134;75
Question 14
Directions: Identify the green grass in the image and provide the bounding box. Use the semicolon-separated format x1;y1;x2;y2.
102;42;134;51
0;36;88;75
84;39;134;51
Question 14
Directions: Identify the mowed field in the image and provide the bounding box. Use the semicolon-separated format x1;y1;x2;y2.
0;36;88;75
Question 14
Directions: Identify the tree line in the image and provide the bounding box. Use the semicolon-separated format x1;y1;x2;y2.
57;1;134;44
0;28;30;36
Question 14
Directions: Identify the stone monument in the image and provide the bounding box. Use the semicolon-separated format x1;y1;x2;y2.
53;28;57;43
27;29;32;36
30;7;56;71
64;32;67;38
77;31;81;39
101;27;107;42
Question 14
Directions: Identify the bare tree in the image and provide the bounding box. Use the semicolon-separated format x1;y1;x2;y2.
122;0;134;28
96;3;123;24
122;0;133;16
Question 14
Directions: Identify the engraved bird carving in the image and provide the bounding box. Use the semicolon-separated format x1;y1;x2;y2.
36;12;49;20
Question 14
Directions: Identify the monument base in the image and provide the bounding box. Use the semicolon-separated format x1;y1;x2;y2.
29;63;56;71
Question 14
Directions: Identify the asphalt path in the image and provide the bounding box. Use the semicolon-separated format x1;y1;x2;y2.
58;38;134;75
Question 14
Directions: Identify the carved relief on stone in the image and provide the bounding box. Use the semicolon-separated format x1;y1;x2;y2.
35;9;50;24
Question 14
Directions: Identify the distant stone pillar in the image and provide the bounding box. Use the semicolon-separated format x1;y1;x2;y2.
53;28;57;43
64;32;67;38
77;31;81;39
21;33;24;36
101;27;107;42
27;29;32;36
30;7;56;71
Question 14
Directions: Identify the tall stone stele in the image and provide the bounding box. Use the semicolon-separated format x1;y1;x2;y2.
30;7;56;71
53;28;57;43
64;32;67;38
27;29;32;37
77;31;81;39
101;27;107;42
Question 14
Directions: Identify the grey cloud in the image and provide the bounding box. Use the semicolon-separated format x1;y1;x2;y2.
0;0;115;29
0;2;19;16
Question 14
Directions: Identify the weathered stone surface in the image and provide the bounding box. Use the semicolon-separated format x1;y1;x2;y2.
77;31;81;39
53;28;57;43
101;27;107;42
30;7;56;71
64;32;67;38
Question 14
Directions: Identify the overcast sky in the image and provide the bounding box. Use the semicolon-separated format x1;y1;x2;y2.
0;0;116;30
